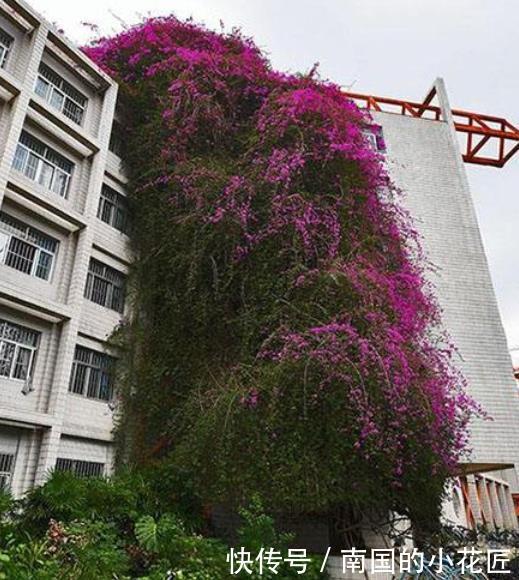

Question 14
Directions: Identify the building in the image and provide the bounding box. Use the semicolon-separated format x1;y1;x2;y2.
351;81;519;529
0;0;129;494
0;0;518;533
512;349;519;387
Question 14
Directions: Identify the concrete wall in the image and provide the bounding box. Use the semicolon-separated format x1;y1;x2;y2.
374;80;519;491
0;0;127;493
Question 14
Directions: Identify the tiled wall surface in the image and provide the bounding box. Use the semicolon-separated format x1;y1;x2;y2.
0;0;128;493
375;80;519;494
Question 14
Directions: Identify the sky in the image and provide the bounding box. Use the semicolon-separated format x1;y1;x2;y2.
32;0;519;363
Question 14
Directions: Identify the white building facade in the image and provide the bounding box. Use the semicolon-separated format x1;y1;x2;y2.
371;80;519;529
0;0;517;531
0;0;129;495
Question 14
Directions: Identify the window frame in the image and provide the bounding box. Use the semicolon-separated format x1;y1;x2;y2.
0;212;58;282
97;184;130;233
55;457;105;478
0;27;13;69
362;126;386;153
108;122;123;157
0;453;15;490
69;344;116;402
0;319;39;382
84;258;126;313
35;62;88;126
12;131;74;198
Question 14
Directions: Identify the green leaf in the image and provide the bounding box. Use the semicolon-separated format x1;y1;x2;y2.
135;515;159;552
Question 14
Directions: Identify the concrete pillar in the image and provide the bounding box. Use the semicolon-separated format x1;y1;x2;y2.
488;481;504;528
497;484;515;530
466;475;484;526
476;477;494;530
505;490;519;529
34;427;60;485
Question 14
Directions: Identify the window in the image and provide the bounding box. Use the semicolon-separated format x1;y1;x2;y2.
97;185;129;233
35;62;87;125
0;212;58;281
0;27;13;68
0;319;39;381
362;126;386;152
12;131;74;198
0;453;14;490
55;458;104;477
363;131;378;150
69;345;115;401
84;258;126;313
108;122;123;156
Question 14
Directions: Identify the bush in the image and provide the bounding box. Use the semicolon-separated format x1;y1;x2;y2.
20;470;134;533
0;472;327;578
46;519;130;579
17;467;202;538
135;513;229;579
0;537;60;580
235;496;326;579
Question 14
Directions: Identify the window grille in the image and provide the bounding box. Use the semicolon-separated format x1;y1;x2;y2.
84;258;126;313
97;185;129;233
0;27;13;68
0;319;39;381
0;453;14;490
0;212;58;281
35;62;87;126
12;131;74;198
69;345;115;402
55;457;104;477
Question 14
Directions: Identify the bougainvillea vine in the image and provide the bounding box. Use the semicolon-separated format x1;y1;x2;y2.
84;16;479;531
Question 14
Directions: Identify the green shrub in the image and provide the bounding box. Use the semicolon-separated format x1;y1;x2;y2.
47;519;130;579
0;533;61;580
18;468;191;536
135;513;229;579
18;470;90;535
0;473;328;578
0;489;13;519
235;496;327;579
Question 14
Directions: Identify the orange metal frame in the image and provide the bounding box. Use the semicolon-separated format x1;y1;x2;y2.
343;87;519;168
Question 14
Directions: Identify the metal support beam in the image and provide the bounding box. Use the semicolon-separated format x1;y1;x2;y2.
343;87;519;168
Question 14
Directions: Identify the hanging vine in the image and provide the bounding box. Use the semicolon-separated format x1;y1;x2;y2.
84;15;479;531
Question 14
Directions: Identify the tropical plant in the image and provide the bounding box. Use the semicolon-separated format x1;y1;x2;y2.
134;513;229;578
46;519;130;579
0;532;61;580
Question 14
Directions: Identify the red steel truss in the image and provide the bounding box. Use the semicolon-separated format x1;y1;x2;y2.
343;87;519;168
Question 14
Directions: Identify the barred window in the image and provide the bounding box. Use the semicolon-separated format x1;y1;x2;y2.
35;62;87;126
0;27;13;68
69;345;115;401
97;185;129;233
0;319;39;381
0;212;58;281
0;453;14;490
55;458;104;478
84;258;126;313
12;131;74;198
